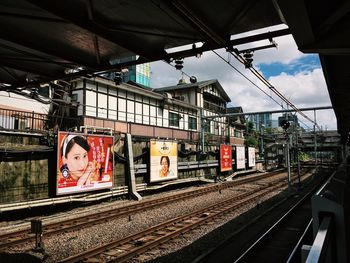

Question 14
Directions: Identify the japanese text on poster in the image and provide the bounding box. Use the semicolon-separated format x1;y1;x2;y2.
150;139;178;182
57;132;114;195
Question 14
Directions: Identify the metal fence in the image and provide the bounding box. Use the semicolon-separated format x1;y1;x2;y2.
0;108;81;133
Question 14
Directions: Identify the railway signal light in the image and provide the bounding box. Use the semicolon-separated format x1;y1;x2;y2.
281;120;290;130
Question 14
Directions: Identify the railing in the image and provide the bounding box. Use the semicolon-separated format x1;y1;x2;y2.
0;107;244;147
134;160;219;174
304;216;333;263
0;107;81;133
302;165;348;263
0;108;46;132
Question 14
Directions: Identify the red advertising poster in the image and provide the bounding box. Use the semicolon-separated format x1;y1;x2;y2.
57;132;114;195
220;144;232;172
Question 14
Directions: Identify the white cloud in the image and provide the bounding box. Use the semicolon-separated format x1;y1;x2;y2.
150;27;337;131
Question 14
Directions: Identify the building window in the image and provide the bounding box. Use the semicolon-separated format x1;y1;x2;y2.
169;112;180;127
234;130;242;138
188;116;197;130
204;120;211;133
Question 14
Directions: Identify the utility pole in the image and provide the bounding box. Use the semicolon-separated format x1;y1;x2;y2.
281;119;291;193
286;134;291;193
314;110;317;172
296;129;301;187
260;124;265;159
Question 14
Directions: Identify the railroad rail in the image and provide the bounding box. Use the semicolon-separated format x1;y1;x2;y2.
232;186;317;262
60;179;291;263
192;171;326;263
0;170;291;250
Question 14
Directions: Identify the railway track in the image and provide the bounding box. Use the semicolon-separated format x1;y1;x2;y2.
232;182;319;263
0;170;292;250
60;179;289;263
192;172;326;263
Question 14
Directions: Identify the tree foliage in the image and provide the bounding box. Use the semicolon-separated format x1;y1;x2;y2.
245;136;258;147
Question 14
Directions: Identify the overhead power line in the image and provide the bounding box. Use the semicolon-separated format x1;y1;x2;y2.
212;50;313;129
212;50;283;108
227;50;321;130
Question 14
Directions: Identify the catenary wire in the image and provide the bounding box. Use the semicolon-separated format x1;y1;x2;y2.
228;50;320;130
213;50;312;130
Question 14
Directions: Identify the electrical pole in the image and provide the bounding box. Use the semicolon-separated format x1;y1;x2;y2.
286;134;291;193
281;119;291;193
296;129;301;187
314;109;317;172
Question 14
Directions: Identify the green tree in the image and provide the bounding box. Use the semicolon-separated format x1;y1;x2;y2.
247;121;254;134
245;136;258;147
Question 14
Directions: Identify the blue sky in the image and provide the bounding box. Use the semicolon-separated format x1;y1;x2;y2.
257;55;321;78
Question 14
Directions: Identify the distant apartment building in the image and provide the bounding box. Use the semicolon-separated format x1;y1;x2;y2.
102;56;151;87
248;112;272;130
278;113;299;128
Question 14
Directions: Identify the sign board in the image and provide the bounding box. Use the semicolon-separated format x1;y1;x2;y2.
236;145;246;169
150;139;178;182
220;144;232;172
248;147;256;167
57;132;114;195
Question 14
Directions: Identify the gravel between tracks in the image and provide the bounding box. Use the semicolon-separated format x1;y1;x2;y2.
1;172;311;262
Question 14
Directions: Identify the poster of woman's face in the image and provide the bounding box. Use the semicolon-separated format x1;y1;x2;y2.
57;132;114;195
150;140;178;182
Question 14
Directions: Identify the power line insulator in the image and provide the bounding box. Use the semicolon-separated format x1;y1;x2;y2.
175;59;184;70
243;52;253;68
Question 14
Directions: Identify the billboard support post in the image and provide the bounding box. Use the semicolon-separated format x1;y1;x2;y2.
125;133;142;201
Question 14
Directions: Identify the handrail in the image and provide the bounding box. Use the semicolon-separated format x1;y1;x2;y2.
306;164;347;263
305;216;333;263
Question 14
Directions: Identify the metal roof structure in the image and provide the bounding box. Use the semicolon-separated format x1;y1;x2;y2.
0;0;349;141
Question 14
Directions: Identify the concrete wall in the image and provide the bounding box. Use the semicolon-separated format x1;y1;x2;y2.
0;134;49;203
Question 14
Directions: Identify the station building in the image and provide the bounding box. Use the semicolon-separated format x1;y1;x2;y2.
0;76;248;204
71;76;245;146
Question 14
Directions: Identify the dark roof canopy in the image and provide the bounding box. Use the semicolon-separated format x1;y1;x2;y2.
0;0;282;88
0;0;349;141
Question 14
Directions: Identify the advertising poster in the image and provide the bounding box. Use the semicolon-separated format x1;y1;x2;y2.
150;139;178;182
248;147;256;167
57;132;114;195
236;145;246;169
220;144;232;172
